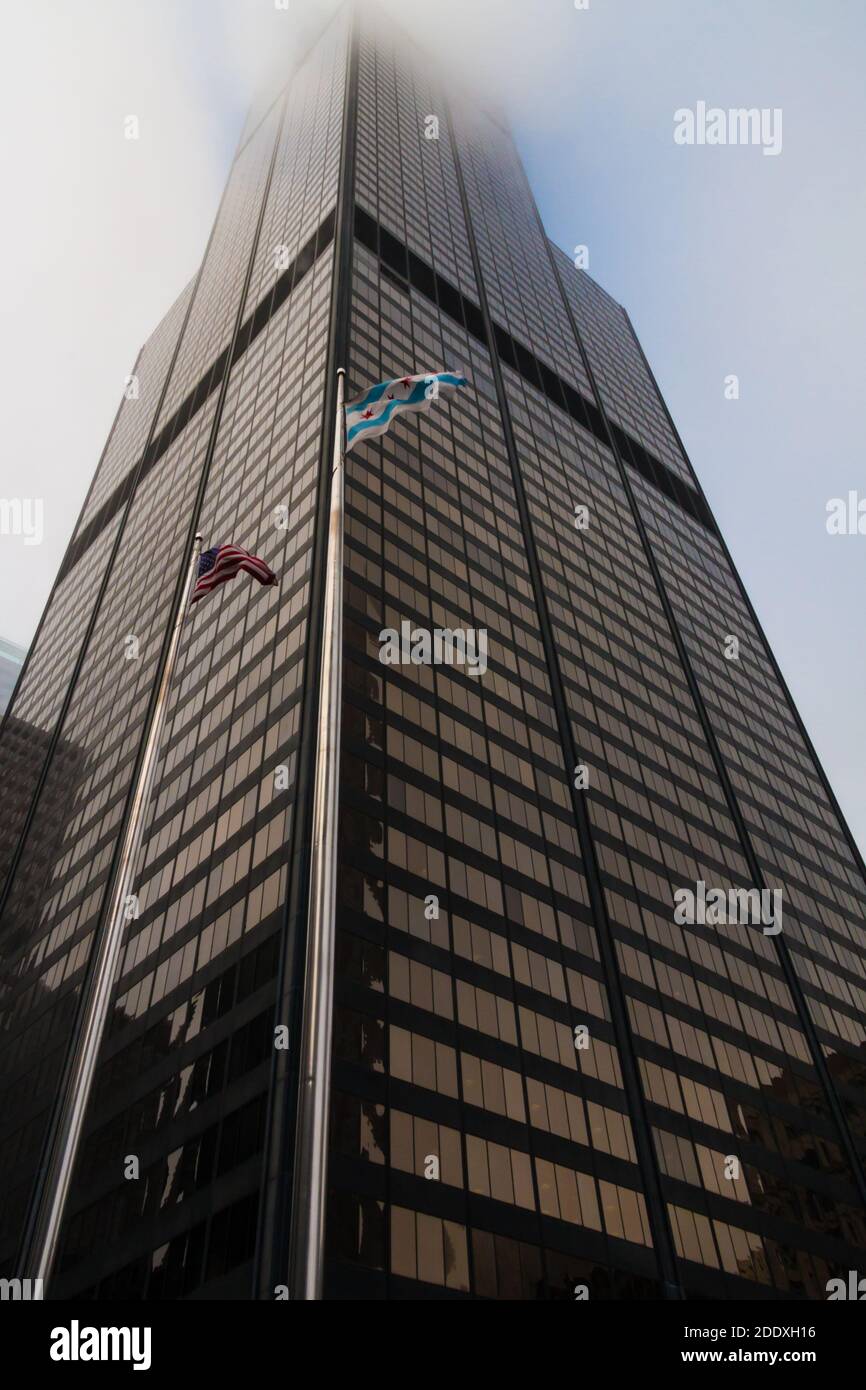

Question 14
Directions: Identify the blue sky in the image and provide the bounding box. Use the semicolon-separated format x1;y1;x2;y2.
1;0;863;852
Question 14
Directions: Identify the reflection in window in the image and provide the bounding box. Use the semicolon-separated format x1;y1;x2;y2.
390;1205;469;1291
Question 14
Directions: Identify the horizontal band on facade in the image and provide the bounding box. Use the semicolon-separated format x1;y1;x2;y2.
353;203;716;537
59;199;715;598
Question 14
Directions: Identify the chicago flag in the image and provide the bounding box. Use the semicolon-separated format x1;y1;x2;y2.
345;372;468;452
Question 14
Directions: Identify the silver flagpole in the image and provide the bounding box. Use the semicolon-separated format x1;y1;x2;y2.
291;367;346;1300
25;532;204;1287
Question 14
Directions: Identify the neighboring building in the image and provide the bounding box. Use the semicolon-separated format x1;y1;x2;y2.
0;639;26;715
0;3;865;1301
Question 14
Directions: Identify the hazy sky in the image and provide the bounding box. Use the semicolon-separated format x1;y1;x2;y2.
1;0;864;852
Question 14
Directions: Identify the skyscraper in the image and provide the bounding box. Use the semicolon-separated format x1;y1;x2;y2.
1;2;865;1302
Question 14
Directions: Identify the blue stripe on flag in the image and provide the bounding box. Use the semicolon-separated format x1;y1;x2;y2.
346;380;430;445
351;378;394;410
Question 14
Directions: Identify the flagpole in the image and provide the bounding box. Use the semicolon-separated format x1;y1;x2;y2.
21;532;204;1288
290;367;346;1300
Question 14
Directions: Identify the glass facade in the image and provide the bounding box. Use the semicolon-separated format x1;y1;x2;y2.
0;639;26;716
0;3;863;1302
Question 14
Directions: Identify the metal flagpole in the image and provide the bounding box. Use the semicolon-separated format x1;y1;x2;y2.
290;367;346;1300
21;532;204;1288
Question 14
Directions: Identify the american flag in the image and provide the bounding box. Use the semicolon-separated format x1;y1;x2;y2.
191;544;277;604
